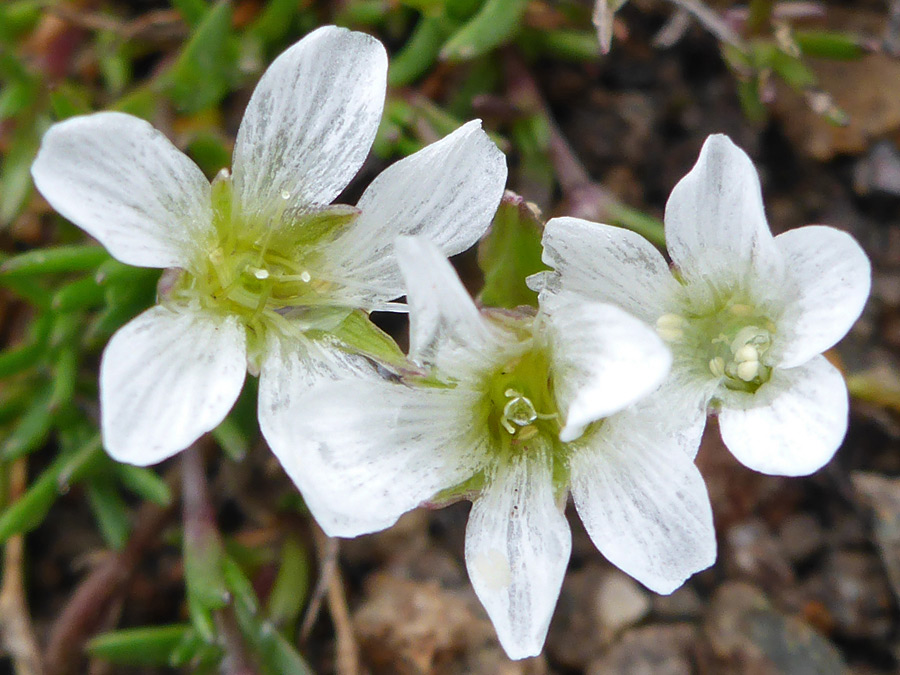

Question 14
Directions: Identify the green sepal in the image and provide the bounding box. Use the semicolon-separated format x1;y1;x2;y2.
327;309;408;370
477;191;546;309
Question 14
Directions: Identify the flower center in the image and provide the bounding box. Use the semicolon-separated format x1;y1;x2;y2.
483;347;559;448
164;170;359;359
656;301;776;393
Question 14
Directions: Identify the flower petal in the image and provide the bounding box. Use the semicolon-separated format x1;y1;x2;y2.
396;235;502;374
771;225;871;369
664;134;781;308
100;305;246;465
541;294;671;442
31;112;212;269
465;448;571;659
322;121;507;304
232;26;387;217
569;411;716;594
532;216;678;325
718;355;848;476
263;375;485;538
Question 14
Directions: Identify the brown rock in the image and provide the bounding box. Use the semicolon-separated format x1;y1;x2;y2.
586;624;698;675
703;582;847;675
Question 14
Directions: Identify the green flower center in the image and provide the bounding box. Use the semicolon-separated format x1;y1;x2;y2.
483;346;560;450
656;300;776;393
165;171;358;362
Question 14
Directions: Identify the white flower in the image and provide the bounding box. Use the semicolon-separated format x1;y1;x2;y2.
30;26;507;466
268;235;716;659
532;134;871;476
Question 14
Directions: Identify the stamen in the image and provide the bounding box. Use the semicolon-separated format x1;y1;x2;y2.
709;356;726;378
656;313;686;342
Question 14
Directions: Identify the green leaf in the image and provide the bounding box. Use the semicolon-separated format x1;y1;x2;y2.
52;276;106;312
389;15;451;86
0;433;103;544
0;312;52;379
441;0;529;61
167;1;237;112
115;464;172;506
223;556;315;675
266;536;309;630
48;346;78;411
87;625;193;666
1;245;110;278
477;191;545;309
212;415;251;461
0;118;39;226
795;30;865;60
2;385;53;461
86;476;131;550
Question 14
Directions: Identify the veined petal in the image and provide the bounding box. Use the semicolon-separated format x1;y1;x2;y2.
771;226;871;369
664;135;781;308
465;447;571;660
232;26;387;217
322;121;507;303
258;330;375;473
264;376;485;538
532;217;678;325
396;236;503;375
569;411;716;594
718;355;848;476
541;294;671;442
31;112;212;269
100;305;246;465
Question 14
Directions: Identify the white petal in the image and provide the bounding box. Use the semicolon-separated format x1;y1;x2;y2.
31;112;212;269
541;295;671;442
232;26;387;217
258;330;377;477
771;225;871;369
322;121;507;303
465;449;571;659
533;217;678;325
569;411;716;594
664;135;781;308
264;376;485;538
396;235;502;374
100;305;246;465
718;355;848;476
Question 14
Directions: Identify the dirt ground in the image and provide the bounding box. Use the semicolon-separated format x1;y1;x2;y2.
4;0;900;673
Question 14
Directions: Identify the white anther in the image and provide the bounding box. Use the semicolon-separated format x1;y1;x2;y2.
208;248;225;264
656;313;686;342
709;357;726;378
734;344;759;363
736;360;760;382
280;190;291;200
253;268;269;280
299;270;312;283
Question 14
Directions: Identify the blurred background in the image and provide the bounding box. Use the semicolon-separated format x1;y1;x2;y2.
1;0;899;672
